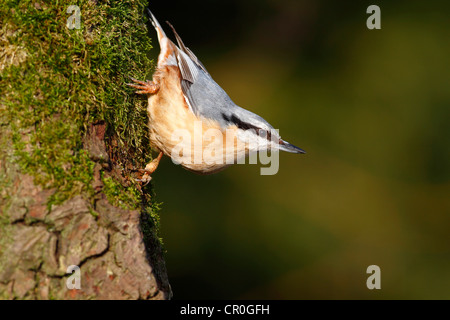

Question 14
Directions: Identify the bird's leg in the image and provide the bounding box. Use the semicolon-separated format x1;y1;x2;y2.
138;152;164;184
127;77;160;95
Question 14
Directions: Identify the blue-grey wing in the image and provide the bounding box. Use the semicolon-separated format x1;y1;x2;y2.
181;70;238;127
168;23;277;133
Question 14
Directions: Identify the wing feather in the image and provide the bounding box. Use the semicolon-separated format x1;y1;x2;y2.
166;21;208;75
176;50;198;84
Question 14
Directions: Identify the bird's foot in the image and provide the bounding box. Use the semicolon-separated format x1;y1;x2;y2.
127;77;160;95
136;152;164;185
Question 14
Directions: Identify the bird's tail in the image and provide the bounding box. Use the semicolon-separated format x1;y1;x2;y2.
146;8;177;68
146;8;167;45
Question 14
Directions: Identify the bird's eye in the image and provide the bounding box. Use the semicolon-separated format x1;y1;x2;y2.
258;129;267;137
257;129;273;141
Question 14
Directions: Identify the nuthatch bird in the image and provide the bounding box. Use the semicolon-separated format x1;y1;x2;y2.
128;9;305;182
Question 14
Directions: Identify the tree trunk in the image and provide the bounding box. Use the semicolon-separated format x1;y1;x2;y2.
0;116;171;301
0;1;171;299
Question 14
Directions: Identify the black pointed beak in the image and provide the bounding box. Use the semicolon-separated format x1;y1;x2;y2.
279;140;306;154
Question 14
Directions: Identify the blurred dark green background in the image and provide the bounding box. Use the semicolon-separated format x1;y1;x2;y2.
148;0;450;299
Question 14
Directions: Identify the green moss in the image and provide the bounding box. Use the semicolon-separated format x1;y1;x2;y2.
140;185;165;252
0;0;155;207
101;173;141;210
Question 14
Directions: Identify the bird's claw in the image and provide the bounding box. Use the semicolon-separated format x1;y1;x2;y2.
135;173;152;186
127;77;160;95
134;152;163;186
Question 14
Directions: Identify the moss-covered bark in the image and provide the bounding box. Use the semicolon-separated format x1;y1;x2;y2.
0;0;170;299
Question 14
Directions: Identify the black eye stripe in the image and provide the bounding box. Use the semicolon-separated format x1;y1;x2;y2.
221;113;275;143
222;113;258;131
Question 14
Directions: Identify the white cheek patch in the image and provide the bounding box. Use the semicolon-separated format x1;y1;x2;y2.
236;129;279;152
234;129;281;175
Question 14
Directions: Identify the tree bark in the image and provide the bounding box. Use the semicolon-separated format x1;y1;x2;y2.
0;123;171;300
